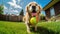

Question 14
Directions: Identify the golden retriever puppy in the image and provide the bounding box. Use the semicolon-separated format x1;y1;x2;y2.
23;2;42;33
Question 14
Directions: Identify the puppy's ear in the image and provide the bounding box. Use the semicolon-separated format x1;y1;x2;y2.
26;6;29;12
39;6;42;11
38;6;42;13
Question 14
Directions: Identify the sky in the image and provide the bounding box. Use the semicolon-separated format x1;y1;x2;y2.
0;0;51;16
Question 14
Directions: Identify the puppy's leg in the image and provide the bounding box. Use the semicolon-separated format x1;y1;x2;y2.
25;13;31;33
25;21;30;33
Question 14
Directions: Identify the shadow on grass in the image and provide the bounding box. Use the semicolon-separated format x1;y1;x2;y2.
30;26;59;34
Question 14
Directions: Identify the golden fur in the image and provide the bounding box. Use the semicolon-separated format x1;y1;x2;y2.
23;2;42;33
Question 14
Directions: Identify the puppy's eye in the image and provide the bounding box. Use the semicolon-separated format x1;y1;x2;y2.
29;4;31;6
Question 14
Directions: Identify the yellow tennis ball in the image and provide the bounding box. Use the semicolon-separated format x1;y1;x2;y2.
30;17;37;25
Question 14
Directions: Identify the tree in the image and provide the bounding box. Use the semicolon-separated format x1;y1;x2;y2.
0;5;4;14
19;9;24;22
19;9;24;16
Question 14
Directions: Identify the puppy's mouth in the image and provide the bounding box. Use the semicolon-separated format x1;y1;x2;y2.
32;10;36;16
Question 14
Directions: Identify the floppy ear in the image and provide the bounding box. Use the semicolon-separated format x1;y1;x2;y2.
26;6;29;12
38;6;42;13
39;6;42;11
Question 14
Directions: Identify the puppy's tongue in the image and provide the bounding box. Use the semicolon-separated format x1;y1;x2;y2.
32;13;36;16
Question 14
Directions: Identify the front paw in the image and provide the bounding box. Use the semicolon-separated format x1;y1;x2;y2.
27;30;31;33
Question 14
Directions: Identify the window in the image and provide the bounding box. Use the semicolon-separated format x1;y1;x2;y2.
50;7;55;16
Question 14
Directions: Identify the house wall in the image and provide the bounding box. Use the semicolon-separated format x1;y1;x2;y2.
45;8;51;18
54;2;60;16
45;1;60;19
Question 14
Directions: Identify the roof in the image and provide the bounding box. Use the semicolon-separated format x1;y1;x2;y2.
43;0;60;10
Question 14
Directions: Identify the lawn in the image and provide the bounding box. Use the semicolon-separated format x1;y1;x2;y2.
37;21;60;34
0;21;60;34
0;21;27;34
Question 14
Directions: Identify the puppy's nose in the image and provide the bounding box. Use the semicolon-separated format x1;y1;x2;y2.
32;6;36;9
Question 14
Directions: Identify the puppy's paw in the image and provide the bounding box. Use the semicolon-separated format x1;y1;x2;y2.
27;30;31;33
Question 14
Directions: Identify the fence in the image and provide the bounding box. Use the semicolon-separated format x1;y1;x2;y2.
0;14;23;22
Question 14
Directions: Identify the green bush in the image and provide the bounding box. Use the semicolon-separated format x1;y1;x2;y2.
50;16;56;21
40;14;46;21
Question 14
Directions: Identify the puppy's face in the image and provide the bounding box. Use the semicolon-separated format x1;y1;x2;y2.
26;2;42;17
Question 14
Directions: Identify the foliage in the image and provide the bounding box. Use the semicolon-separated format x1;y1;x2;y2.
57;14;60;16
40;14;46;20
19;9;24;16
0;5;4;14
49;16;56;21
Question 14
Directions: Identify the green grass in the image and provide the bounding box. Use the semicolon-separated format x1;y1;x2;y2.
0;21;27;34
0;21;60;34
0;21;39;34
37;21;60;34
